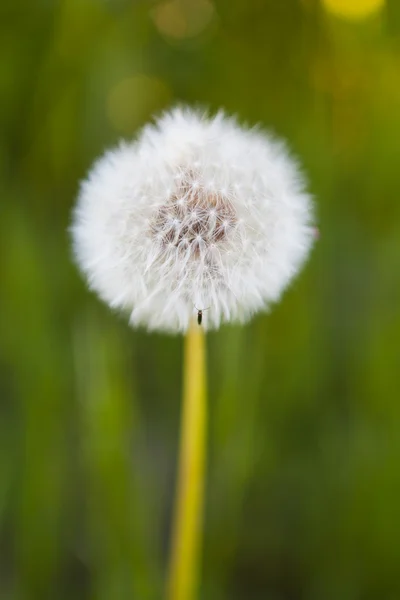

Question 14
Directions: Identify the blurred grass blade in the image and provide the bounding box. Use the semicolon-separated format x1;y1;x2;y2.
73;313;160;600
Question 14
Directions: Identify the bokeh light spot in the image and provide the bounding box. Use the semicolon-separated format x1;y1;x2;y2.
107;75;171;134
151;0;215;40
322;0;385;20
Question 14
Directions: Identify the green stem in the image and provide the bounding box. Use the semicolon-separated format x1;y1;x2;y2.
166;319;207;600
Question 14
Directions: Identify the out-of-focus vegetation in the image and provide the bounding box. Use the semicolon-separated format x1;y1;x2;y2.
1;0;400;598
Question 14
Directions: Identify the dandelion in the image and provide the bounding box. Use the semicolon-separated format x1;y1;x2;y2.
70;105;315;600
71;106;314;333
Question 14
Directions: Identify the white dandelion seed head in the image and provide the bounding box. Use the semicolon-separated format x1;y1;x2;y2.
71;105;315;333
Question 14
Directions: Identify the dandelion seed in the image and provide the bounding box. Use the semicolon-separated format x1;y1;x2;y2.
71;106;315;333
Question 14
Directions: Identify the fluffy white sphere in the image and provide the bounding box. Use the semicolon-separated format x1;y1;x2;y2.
71;106;315;333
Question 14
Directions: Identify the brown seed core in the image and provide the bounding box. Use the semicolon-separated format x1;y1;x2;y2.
150;172;237;258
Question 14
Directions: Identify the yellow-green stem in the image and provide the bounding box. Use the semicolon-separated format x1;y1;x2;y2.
166;319;207;600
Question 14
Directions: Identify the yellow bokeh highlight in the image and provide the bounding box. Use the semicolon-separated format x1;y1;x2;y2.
151;0;215;40
107;75;171;134
322;0;385;20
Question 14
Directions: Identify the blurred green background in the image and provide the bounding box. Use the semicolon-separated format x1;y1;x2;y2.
1;0;400;598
